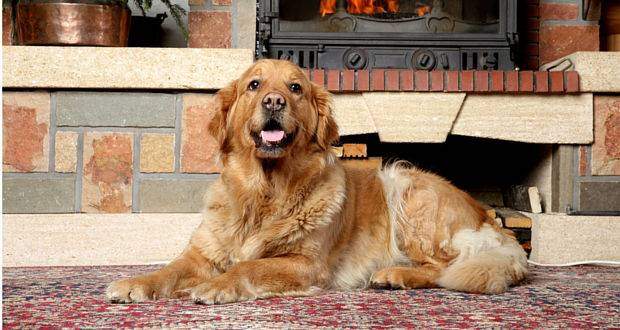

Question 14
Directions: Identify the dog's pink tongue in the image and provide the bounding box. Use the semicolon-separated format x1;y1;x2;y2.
261;130;285;143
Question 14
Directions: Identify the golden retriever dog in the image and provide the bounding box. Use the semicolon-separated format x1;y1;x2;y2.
107;59;527;304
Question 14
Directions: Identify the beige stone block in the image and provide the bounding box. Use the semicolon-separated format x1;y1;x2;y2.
452;94;593;144
2;91;50;172
332;94;376;136
363;92;466;143
3;46;253;90
82;132;133;213
3;213;202;266
530;213;620;264
541;51;620;92
236;0;256;49
54;131;78;173
140;133;175;173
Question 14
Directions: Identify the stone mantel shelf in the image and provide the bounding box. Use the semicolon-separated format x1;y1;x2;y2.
2;46;254;90
2;47;617;92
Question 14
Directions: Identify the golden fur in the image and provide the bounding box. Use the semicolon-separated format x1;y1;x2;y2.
107;60;528;304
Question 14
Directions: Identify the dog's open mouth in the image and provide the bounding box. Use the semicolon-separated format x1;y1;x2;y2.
252;119;294;156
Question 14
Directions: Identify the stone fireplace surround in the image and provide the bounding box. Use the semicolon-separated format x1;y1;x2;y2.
2;46;619;266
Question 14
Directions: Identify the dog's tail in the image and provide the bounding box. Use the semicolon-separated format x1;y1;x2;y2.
436;224;529;294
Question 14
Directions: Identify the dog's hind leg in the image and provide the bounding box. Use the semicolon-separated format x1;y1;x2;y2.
369;264;444;289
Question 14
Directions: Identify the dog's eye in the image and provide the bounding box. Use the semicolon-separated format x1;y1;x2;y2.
248;80;260;91
289;83;302;93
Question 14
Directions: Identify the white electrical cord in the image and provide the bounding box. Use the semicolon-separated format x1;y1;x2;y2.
527;260;620;267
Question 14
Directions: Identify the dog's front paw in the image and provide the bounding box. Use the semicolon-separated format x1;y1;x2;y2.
106;277;156;303
190;275;253;305
370;267;408;290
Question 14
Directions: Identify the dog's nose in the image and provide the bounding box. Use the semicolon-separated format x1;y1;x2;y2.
262;93;286;112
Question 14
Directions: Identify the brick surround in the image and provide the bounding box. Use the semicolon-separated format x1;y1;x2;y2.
538;0;600;65
308;69;580;93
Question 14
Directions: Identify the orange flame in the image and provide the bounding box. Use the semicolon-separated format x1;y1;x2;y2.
385;0;399;13
320;0;336;16
341;0;398;15
416;4;431;16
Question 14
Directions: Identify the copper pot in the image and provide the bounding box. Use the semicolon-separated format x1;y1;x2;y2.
16;2;131;47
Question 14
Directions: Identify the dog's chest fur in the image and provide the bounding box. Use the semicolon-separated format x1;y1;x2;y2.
190;164;349;272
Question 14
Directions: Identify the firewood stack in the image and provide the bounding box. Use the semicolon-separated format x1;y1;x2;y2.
484;184;542;257
333;143;382;170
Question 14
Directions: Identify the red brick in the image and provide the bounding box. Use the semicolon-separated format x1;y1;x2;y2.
505;71;518;92
461;70;474;91
526;44;539;56
3;7;12;45
212;0;231;4
550;71;564;92
326;69;340;91
312;69;325;86
491;71;504;92
188;11;231;48
565;71;579;92
181;94;221;174
414;71;429;91
540;3;578;21
527;57;540;70
357;70;370;91
527;32;539;43
519;71;534;92
527;18;540;30
385;70;399;91
539;25;599;64
474;71;489;92
2;92;50;173
400;70;414;91
527;4;539;17
446;71;459;91
342;70;355;91
430;71;444;91
579;146;588;176
371;69;385;91
83;132;133;213
535;71;549;92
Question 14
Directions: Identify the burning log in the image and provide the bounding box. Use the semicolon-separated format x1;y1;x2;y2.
343;0;398;15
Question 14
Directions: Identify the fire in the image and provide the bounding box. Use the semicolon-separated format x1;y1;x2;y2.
320;0;336;16
386;0;399;13
321;0;399;16
416;4;431;16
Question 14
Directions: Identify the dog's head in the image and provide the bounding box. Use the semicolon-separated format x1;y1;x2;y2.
208;59;339;160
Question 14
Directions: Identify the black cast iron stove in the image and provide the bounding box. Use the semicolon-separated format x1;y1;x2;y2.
257;0;518;70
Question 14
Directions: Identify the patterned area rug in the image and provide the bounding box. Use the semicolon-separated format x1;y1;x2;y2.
3;265;619;328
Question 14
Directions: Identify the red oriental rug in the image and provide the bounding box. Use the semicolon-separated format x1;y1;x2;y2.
3;264;619;328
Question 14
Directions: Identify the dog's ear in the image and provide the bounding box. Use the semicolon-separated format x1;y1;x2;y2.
208;79;238;152
312;82;340;150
